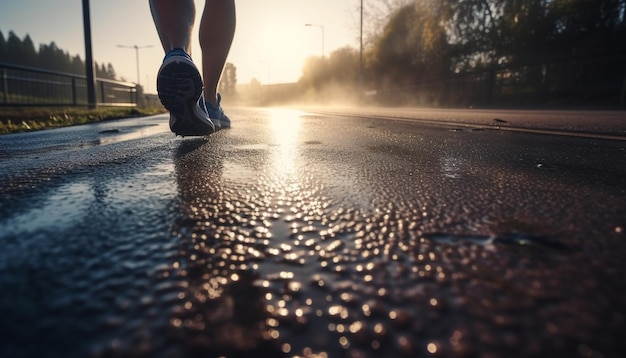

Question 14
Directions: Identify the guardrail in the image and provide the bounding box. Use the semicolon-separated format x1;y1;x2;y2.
0;63;137;107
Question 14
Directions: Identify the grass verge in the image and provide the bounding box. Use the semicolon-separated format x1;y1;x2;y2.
0;107;167;135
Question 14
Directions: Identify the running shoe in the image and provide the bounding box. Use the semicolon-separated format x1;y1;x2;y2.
206;93;231;130
157;48;215;136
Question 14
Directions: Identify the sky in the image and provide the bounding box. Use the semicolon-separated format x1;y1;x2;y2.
0;0;361;93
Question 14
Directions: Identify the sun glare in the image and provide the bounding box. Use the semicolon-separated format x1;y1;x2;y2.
269;109;303;176
242;13;320;84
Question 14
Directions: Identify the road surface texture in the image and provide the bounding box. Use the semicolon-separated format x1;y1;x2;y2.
1;107;625;358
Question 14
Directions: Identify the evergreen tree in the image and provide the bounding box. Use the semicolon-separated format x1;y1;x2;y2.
37;43;53;70
71;55;83;75
106;63;116;80
21;34;38;67
6;31;22;65
0;31;6;63
38;42;66;72
94;62;116;80
0;29;121;80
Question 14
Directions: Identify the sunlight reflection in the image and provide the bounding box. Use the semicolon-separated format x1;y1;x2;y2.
97;121;169;145
0;181;91;237
268;109;303;177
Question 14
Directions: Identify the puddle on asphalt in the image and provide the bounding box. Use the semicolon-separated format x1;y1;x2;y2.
97;123;167;145
424;232;570;251
99;129;122;134
0;181;92;236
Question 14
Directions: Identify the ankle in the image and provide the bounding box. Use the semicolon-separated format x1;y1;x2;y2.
204;93;219;108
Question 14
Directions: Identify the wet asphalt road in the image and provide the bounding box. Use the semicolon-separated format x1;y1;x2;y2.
1;107;625;358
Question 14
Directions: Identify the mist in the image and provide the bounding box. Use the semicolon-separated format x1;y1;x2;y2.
228;0;626;108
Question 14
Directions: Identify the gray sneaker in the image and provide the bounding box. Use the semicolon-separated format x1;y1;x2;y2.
206;93;231;130
157;48;215;136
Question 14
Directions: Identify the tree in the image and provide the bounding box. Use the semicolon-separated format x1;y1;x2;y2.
71;55;83;74
358;0;415;48
6;31;23;65
445;0;507;73
327;47;360;84
219;62;237;95
549;0;626;53
299;56;328;89
545;0;626;102
0;31;6;63
499;0;553;64
299;47;360;90
0;30;122;80
369;1;452;87
21;35;38;67
106;63;116;80
300;0;626;106
38;42;74;73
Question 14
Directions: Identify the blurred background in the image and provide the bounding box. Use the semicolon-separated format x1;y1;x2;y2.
1;0;625;108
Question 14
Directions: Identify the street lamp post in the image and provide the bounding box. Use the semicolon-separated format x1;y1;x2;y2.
305;23;325;58
82;0;96;108
117;44;153;86
360;0;364;84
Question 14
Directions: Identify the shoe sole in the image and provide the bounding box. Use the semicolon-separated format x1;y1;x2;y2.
157;57;215;136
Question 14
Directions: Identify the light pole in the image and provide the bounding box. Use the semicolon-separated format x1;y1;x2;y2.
117;44;153;86
360;0;364;84
82;0;96;108
305;23;325;58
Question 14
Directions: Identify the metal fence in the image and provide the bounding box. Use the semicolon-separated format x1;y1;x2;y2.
0;63;137;107
375;55;626;108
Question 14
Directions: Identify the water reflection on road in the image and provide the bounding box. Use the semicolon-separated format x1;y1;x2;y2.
164;108;626;357
1;108;625;357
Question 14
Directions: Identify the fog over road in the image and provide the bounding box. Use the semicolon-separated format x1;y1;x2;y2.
1;107;625;357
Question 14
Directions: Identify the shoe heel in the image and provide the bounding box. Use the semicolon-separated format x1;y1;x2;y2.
157;62;203;116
